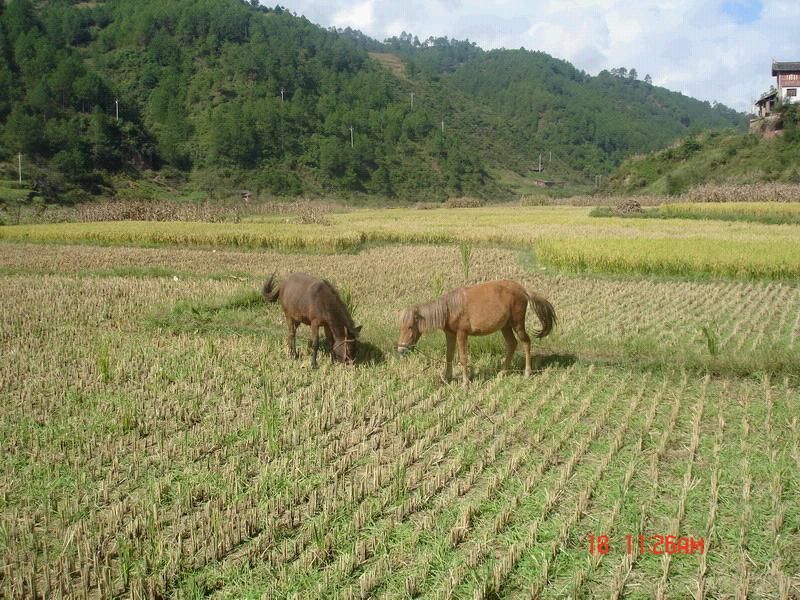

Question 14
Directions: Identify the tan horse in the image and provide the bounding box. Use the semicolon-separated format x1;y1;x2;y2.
397;280;556;384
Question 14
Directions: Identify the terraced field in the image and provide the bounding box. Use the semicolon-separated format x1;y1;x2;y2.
3;205;800;280
1;216;799;598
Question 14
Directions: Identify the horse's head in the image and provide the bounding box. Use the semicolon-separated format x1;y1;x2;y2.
333;325;361;365
397;307;421;354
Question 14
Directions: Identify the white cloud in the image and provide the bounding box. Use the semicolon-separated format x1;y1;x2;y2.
274;0;799;112
331;0;375;30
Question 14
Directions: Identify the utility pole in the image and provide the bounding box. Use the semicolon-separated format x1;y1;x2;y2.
538;153;542;172
115;98;119;122
18;153;22;185
349;125;354;149
549;150;552;163
280;88;285;103
441;118;444;133
410;92;414;109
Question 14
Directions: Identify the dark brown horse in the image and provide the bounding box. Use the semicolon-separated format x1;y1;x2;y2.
397;280;556;384
262;273;361;368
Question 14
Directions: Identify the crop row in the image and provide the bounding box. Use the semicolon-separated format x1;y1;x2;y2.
659;201;800;224
536;236;800;280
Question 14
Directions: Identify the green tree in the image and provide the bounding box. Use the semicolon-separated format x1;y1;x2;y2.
89;105;121;169
4;104;46;154
2;0;37;43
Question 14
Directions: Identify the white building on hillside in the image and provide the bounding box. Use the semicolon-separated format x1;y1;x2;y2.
772;61;800;104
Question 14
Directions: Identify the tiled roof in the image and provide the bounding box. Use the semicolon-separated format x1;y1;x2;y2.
756;89;777;104
772;61;800;75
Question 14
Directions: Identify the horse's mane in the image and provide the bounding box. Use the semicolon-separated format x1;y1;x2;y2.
322;278;358;335
402;288;465;332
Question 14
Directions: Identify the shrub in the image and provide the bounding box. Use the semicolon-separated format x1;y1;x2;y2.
444;196;483;208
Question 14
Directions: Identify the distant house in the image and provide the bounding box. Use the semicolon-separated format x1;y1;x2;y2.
772;61;800;104
755;89;778;117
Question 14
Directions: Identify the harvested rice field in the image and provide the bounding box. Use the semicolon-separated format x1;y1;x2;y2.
1;207;799;599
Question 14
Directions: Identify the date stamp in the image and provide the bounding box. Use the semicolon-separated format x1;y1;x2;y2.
587;534;705;555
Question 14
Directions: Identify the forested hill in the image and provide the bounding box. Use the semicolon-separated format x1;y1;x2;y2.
446;51;744;176
0;0;745;202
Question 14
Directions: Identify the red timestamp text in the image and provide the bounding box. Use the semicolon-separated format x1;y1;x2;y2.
587;534;705;555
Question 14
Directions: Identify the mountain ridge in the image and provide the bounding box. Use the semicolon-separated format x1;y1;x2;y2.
0;0;746;202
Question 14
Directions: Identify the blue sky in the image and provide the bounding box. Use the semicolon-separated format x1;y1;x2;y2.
272;0;799;113
721;0;763;24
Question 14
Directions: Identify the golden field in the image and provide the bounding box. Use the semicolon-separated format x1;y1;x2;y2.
3;205;800;279
659;201;800;224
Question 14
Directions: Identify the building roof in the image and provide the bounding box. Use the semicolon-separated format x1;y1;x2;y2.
772;61;800;75
756;89;777;105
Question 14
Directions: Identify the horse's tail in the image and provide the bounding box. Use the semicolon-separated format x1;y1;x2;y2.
526;290;557;339
261;272;280;302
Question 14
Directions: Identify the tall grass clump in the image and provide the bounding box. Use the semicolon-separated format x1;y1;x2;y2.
339;283;356;318
700;323;720;356
97;342;112;383
429;272;445;298
459;242;472;282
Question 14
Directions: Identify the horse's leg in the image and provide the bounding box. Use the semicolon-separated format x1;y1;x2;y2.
444;330;455;382
286;317;298;359
501;324;517;374
457;330;470;386
324;324;334;360
310;321;320;369
514;323;532;377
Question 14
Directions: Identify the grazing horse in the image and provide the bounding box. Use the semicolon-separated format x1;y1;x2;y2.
397;280;556;385
262;272;361;368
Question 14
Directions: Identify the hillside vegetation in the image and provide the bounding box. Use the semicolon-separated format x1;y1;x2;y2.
0;0;744;202
441;49;741;175
605;105;800;195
